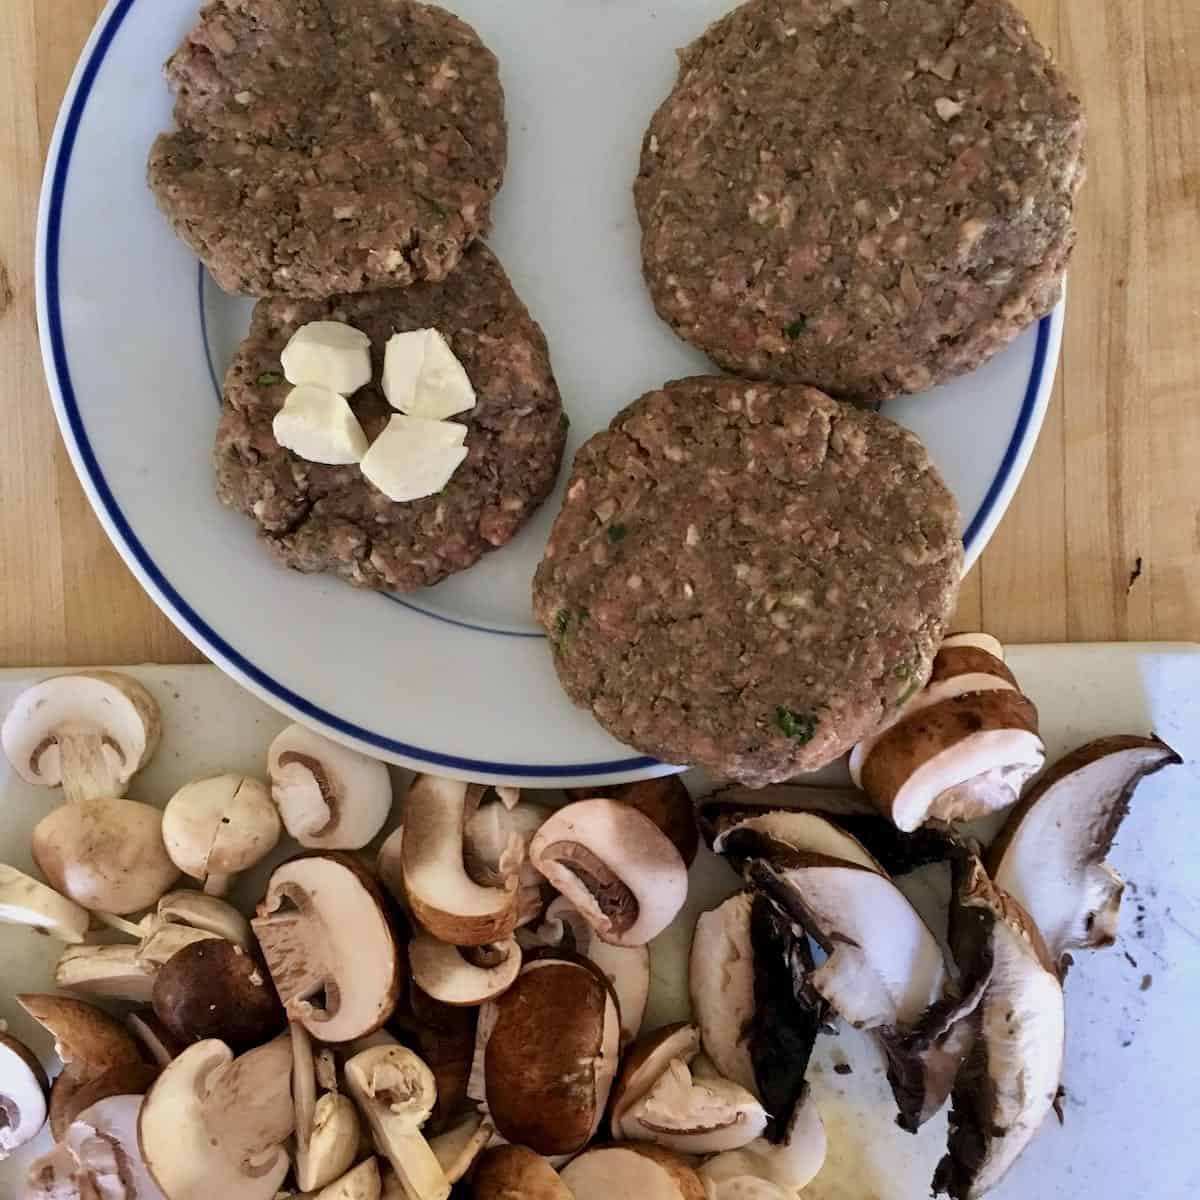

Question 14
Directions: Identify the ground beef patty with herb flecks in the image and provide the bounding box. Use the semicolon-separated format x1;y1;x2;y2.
148;0;506;297
635;0;1085;403
215;243;566;592
533;377;962;785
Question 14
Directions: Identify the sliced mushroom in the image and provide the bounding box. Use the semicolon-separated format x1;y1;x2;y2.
125;1012;184;1068
375;825;409;914
941;632;1006;659
48;1060;160;1139
293;1021;362;1193
463;798;552;926
343;1044;450;1200
136;921;221;966
933;859;1065;1199
316;1158;382;1200
409;932;521;1006
55;943;159;1003
18;994;144;1079
139;1034;294;1200
162;774;281;896
155;889;254;950
0;863;90;942
989;734;1182;970
0;1030;48;1159
400;775;520;947
566;777;700;867
429;1111;493;1183
253;853;400;1043
1;671;161;804
560;1145;705;1200
471;1145;573;1200
32;797;180;914
405;986;477;1133
483;956;619;1156
712;808;885;875
610;1023;767;1155
269;724;392;850
528;798;688;947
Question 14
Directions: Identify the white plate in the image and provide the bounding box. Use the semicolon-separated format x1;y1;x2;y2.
37;0;1062;787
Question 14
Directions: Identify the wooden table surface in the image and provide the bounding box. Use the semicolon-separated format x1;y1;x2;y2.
0;1;1196;670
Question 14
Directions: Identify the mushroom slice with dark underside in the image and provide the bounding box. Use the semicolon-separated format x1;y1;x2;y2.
0;1029;48;1159
408;931;522;1006
528;797;688;947
253;853;400;1043
988;734;1182;972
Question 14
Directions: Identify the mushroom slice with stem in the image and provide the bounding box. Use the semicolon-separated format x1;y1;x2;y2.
933;858;1065;1200
0;863;90;942
155;889;254;950
33;798;181;915
471;1145;573;1200
253;853;401;1043
429;1111;493;1183
409;932;522;1006
0;1030;48;1159
1;671;161;804
344;1043;450;1200
400;775;521;947
463;798;553;927
610;1023;767;1155
560;1144;705;1200
565;777;700;867
162;775;281;896
988;734;1182;971
269;724;392;850
139;1034;295;1200
55;943;159;1003
317;1158;383;1200
528;798;688;947
293;1022;362;1193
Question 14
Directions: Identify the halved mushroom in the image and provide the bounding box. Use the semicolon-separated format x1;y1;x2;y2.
409;932;521;1006
429;1111;493;1183
344;1043;450;1200
566;777;700;867
48;1060;160;1138
463;798;552;926
139;1034;295;1200
162;774;281;896
293;1023;361;1193
18;994;144;1080
253;853;401;1043
933;859;1065;1199
609;1023;767;1155
269;724;392;850
316;1158;382;1200
32;798;180;914
528;798;688;947
989;735;1182;971
0;1029;48;1159
2;671;161;804
400;776;521;947
482;956;619;1156
471;1145;573;1200
155;889;254;950
55;943;159;1003
560;1144;705;1200
0;863;90;942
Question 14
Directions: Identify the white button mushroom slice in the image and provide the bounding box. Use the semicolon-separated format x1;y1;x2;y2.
0;1030;48;1160
274;384;370;465
252;853;401;1043
293;1022;361;1193
1;671;161;804
138;1035;295;1200
940;632;1006;660
136;921;222;966
560;1145;706;1200
162;774;281;896
463;799;553;927
382;329;476;420
409;932;522;1006
0;863;90;943
343;1045;450;1200
360;415;469;503
429;1112;493;1184
400;775;520;947
316;1158;382;1200
268;724;393;850
989;734;1182;970
54;943;159;1004
528;798;688;947
281;321;372;395
155;889;254;951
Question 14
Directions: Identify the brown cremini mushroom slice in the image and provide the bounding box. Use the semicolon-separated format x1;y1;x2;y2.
1;671;161;804
405;986;477;1133
528;798;688;947
253;853;401;1043
565;777;700;867
560;1144;705;1200
293;1023;362;1193
988;734;1182;971
344;1043;450;1200
0;1029;48;1159
269;724;392;850
463;798;553;927
0;863;90;942
54;943;159;1003
400;776;521;947
33;798;181;915
18;994;144;1080
471;1144;572;1200
409;932;522;1006
317;1158;383;1200
48;1060;160;1139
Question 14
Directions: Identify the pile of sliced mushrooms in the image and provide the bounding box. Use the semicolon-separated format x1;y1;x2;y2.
0;646;1183;1200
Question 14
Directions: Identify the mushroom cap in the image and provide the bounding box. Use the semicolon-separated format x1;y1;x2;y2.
0;863;91;943
18;993;144;1078
472;1145;573;1200
253;853;401;1044
560;1145;706;1200
268;724;392;850
408;932;522;1006
566;777;700;867
0;1031;48;1159
1;671;161;802
529;798;688;947
406;986;477;1132
32;797;181;914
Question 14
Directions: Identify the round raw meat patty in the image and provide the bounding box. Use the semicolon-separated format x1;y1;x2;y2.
149;0;506;297
533;377;963;785
215;243;567;591
635;0;1085;403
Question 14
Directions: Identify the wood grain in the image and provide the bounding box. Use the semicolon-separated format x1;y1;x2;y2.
0;1;1195;670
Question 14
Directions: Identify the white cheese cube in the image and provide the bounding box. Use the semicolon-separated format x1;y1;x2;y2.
272;385;369;465
281;320;372;395
381;330;428;413
360;415;469;502
382;328;476;420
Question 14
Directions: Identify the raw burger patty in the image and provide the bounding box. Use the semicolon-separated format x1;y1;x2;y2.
216;243;567;592
533;377;963;785
149;0;506;297
635;0;1085;402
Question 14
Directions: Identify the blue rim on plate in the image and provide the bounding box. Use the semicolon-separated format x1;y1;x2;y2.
37;0;1056;779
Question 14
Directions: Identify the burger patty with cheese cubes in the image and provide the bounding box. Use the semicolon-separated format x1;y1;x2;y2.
214;243;567;592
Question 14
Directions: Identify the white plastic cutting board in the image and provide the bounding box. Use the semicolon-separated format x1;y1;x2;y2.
1;644;1197;1198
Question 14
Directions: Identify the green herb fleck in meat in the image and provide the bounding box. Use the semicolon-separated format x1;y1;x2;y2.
417;193;447;217
554;609;571;640
784;316;808;340
775;707;819;744
256;371;284;387
894;660;912;680
608;524;628;544
896;679;922;709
